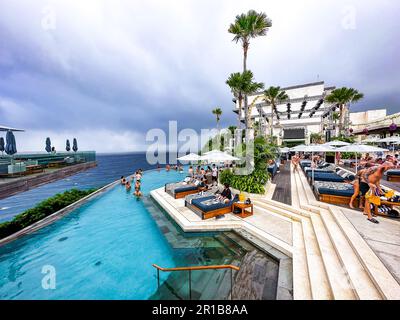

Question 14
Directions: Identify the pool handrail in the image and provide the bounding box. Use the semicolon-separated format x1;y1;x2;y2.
152;263;240;300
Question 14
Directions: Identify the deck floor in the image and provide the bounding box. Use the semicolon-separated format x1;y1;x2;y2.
272;162;292;206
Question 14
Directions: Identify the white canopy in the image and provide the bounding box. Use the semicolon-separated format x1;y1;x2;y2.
278;147;290;153
323;141;350;147
290;144;307;152
378;137;400;144
361;137;380;144
291;144;336;152
177;153;201;161
199;150;240;162
335;144;389;153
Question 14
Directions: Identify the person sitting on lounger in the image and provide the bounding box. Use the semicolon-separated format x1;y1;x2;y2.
216;183;232;204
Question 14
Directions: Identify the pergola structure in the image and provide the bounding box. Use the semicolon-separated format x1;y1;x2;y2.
232;81;336;145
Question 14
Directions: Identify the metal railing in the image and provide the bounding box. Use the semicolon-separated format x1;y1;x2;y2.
152;264;240;300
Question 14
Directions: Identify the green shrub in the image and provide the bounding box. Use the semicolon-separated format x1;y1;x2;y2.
0;188;96;240
220;169;269;194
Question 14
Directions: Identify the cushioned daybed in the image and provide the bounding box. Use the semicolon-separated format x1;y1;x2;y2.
314;181;356;206
165;182;200;199
387;170;400;182
185;193;238;220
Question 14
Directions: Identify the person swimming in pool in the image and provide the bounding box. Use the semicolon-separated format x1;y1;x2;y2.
121;176;126;185
134;180;142;197
125;180;132;191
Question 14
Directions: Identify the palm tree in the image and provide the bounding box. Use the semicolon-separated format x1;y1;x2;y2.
228;10;272;130
325;87;364;135
226;70;264;129
263;86;289;137
228;126;237;135
212;107;222;130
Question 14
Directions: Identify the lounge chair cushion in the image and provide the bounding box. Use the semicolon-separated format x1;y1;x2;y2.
314;181;354;197
387;170;400;176
191;195;237;212
308;172;346;182
175;185;199;193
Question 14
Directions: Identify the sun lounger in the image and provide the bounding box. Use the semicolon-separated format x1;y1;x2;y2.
314;181;355;205
185;194;238;220
387;170;400;182
165;182;200;199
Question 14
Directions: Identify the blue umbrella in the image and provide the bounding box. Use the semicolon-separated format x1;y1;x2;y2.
0;137;4;155
66;139;71;152
72;138;78;152
45;137;52;153
5;130;17;155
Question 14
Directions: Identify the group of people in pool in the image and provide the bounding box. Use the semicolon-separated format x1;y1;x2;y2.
120;169;143;197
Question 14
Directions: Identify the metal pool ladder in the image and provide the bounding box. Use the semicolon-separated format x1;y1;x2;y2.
152;264;240;300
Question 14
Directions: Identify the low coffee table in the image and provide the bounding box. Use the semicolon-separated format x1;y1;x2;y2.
232;202;253;218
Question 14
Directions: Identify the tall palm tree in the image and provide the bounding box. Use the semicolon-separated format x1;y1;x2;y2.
226;70;264;129
325;87;364;135
263;86;289;137
228;10;272;130
212;107;222;131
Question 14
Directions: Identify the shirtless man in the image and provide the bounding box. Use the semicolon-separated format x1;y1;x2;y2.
363;160;395;223
291;153;300;173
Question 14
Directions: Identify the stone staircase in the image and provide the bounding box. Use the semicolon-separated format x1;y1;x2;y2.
250;165;400;300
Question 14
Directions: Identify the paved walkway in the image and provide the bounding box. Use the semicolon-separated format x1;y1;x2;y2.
272;162;292;205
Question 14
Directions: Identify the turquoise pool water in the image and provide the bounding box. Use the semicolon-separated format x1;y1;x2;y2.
0;169;264;300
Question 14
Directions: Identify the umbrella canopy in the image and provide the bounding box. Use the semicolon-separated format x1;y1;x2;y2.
361;136;380;144
323;140;350;147
200;150;240;162
289;144;307;152
0;137;4;153
66;139;71;152
291;144;336;152
45;137;52;153
72;138;78;152
278;147;290;153
378;137;400;144
335;144;389;153
177;153;201;161
5;130;17;155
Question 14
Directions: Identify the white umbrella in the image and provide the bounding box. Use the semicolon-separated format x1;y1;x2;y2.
361;136;380;144
177;153;201;161
323;140;350;147
335;144;389;173
378;137;400;143
200;150;240;162
278;147;290;153
290;144;307;152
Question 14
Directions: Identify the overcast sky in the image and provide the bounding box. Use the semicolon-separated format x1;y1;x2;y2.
0;0;399;152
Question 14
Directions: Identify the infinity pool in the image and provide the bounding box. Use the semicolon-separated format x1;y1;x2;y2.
0;169;270;300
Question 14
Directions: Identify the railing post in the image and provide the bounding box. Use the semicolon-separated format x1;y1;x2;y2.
189;270;192;300
157;269;160;288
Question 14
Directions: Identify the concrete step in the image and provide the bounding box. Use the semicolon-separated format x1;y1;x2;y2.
301;218;333;299
330;207;400;300
319;207;382;299
309;212;357;300
292;221;312;300
253;200;304;221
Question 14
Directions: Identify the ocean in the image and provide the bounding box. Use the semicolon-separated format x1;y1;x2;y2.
0;153;157;222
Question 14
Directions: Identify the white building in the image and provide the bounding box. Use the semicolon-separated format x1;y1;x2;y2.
233;81;335;146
